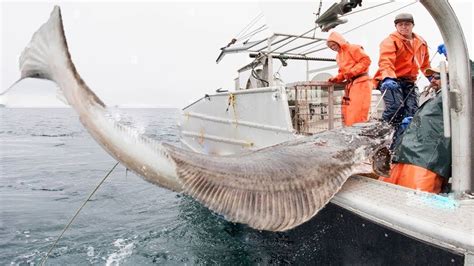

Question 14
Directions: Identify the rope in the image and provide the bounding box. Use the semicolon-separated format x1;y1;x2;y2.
225;93;239;124
226;93;236;112
40;161;120;266
198;128;205;145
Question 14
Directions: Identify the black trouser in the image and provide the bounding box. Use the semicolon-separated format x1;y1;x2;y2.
379;79;418;149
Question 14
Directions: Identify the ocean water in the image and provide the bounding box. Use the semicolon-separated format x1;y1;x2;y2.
0;108;462;265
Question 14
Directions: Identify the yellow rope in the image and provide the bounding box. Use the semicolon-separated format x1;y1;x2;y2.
198;128;205;145
226;93;239;125
184;111;190;122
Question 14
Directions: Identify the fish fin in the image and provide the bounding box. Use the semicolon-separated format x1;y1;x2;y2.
164;143;355;232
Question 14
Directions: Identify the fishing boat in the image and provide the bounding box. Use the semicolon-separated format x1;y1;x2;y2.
179;0;473;263
7;0;472;264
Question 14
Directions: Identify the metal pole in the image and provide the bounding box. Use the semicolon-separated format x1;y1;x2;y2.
421;0;472;194
328;85;334;130
267;35;276;87
440;61;451;138
306;60;310;81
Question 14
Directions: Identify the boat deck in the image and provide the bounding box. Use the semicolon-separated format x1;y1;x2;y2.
333;175;474;255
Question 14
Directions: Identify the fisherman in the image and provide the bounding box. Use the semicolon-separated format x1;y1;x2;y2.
326;31;372;126
379;67;450;193
373;13;431;149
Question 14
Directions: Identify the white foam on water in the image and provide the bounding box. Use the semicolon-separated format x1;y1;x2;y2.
87;246;95;257
105;239;134;266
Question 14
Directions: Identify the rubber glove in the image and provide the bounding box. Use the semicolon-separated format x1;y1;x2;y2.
381;77;399;90
401;116;413;130
437;44;447;58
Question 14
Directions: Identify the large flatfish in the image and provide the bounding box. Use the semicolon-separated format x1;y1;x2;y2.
13;6;391;231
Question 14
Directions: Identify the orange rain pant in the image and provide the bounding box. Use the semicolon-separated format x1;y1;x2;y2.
342;78;372;126
379;163;444;193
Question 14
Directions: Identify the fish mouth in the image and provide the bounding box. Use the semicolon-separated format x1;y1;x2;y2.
371;145;392;177
352;122;393;176
15;6;392;232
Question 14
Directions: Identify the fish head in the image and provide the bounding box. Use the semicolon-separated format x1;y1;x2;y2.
338;121;393;164
350;121;393;176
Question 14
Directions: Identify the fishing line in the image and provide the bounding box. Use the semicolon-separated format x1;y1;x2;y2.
40;161;120;266
369;88;388;120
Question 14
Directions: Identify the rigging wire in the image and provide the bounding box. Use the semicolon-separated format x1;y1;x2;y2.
40;161;120;266
306;1;397;53
237;24;269;42
236;12;264;40
301;0;417;55
268;26;318;54
342;0;418;35
340;0;396;17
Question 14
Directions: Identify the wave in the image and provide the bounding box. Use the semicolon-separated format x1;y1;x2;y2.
105;239;135;266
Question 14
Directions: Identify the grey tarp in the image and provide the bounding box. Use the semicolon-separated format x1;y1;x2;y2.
392;91;451;179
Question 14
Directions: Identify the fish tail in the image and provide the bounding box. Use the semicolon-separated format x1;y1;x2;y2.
18;6;105;107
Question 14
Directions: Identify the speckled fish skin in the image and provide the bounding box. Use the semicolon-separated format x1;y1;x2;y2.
164;122;392;231
16;6;392;232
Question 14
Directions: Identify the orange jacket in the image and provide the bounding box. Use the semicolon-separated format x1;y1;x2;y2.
328;32;372;126
328;32;371;82
373;31;430;83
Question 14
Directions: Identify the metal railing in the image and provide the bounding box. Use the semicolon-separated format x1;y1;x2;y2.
286;81;383;135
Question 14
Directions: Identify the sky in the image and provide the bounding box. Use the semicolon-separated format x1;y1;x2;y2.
1;0;473;108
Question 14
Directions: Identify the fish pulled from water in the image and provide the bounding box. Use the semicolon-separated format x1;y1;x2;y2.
15;6;391;231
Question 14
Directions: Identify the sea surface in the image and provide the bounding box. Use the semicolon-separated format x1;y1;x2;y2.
0;108;462;265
